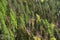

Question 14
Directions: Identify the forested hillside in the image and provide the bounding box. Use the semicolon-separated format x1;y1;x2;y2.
0;0;60;40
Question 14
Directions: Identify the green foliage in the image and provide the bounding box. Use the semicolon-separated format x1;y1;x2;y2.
0;0;60;40
10;9;17;30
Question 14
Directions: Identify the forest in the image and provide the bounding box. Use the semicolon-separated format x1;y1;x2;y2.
0;0;60;40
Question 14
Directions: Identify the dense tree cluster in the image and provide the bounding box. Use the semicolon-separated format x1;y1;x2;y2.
0;0;60;40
